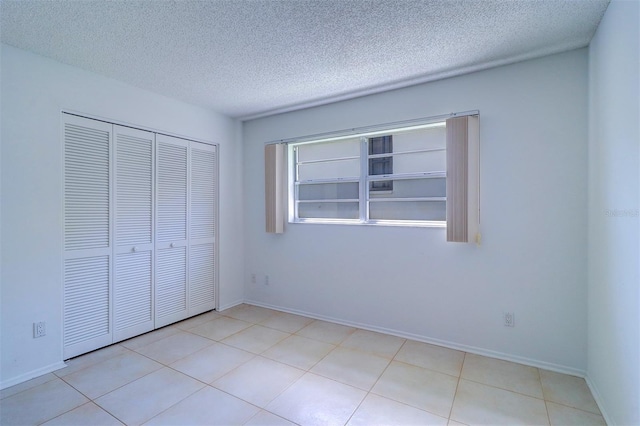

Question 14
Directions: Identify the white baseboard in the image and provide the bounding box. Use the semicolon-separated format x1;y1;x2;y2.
245;299;587;378
217;299;244;312
0;361;67;391
2;300;242;391
585;375;614;425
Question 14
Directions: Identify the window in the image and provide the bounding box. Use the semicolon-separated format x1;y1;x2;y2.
289;121;447;226
369;135;393;192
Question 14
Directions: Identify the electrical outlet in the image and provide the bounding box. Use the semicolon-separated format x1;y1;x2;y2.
250;273;256;284
264;275;270;286
504;312;515;327
33;322;46;338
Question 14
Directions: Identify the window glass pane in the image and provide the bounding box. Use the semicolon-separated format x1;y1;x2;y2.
298;182;359;201
369;135;393;191
388;150;445;175
369;157;393;176
392;126;445;153
298;202;359;219
369;136;392;155
369;178;445;199
290;120;450;225
297;138;360;162
369;201;446;221
298;158;359;181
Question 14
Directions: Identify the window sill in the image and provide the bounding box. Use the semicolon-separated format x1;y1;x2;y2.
289;218;446;228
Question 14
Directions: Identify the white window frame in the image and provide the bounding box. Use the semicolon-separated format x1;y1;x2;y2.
287;119;449;228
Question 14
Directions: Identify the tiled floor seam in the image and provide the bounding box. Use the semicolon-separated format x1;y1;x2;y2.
341;389;368;426
357;341;395;392
128;343;203;370
543;399;554;426
389;358;463;379
33;401;103;426
538;367;554;426
242;409;300;426
55;344;134;379
456;376;547;401
57;343;218;420
58;365;165;417
291;342;336;372
366;387;454;423
0;374;59;402
543;399;604;416
447;351;467;422
131;331;262;391
129;382;205;426
182;320;253;342
59;366;159;402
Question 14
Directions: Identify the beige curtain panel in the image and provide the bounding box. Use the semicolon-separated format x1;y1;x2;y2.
265;143;285;233
446;115;480;243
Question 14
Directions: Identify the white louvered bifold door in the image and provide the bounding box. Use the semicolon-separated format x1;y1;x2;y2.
155;134;189;327
63;114;113;359
189;142;217;315
113;126;155;342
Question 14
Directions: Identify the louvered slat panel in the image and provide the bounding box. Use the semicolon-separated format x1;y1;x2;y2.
190;146;216;240
64;256;110;346
156;247;187;318
157;142;187;242
65;123;110;250
189;243;214;309
116;132;153;246
115;251;152;331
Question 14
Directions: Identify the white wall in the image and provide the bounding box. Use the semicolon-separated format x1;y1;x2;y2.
243;49;589;373
587;0;640;424
0;44;244;386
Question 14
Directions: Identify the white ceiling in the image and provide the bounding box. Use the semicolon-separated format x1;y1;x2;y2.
1;0;609;120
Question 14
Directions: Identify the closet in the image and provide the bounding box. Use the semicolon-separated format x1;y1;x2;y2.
63;114;217;359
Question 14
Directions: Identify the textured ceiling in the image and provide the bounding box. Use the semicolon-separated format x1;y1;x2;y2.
1;0;609;119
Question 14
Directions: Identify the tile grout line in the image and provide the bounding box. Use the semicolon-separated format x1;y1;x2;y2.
138;382;207;425
33;400;120;426
0;373;60;402
447;351;466;423
203;308;306;421
374;338;459;422
52;377;129;425
538;367;554;426
98;307;265;424
60;310;250;425
342;338;409;425
228;308;370;425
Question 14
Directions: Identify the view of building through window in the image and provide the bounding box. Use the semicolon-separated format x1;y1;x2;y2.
290;121;446;226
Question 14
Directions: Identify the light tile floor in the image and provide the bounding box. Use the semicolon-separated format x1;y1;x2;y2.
1;304;606;425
